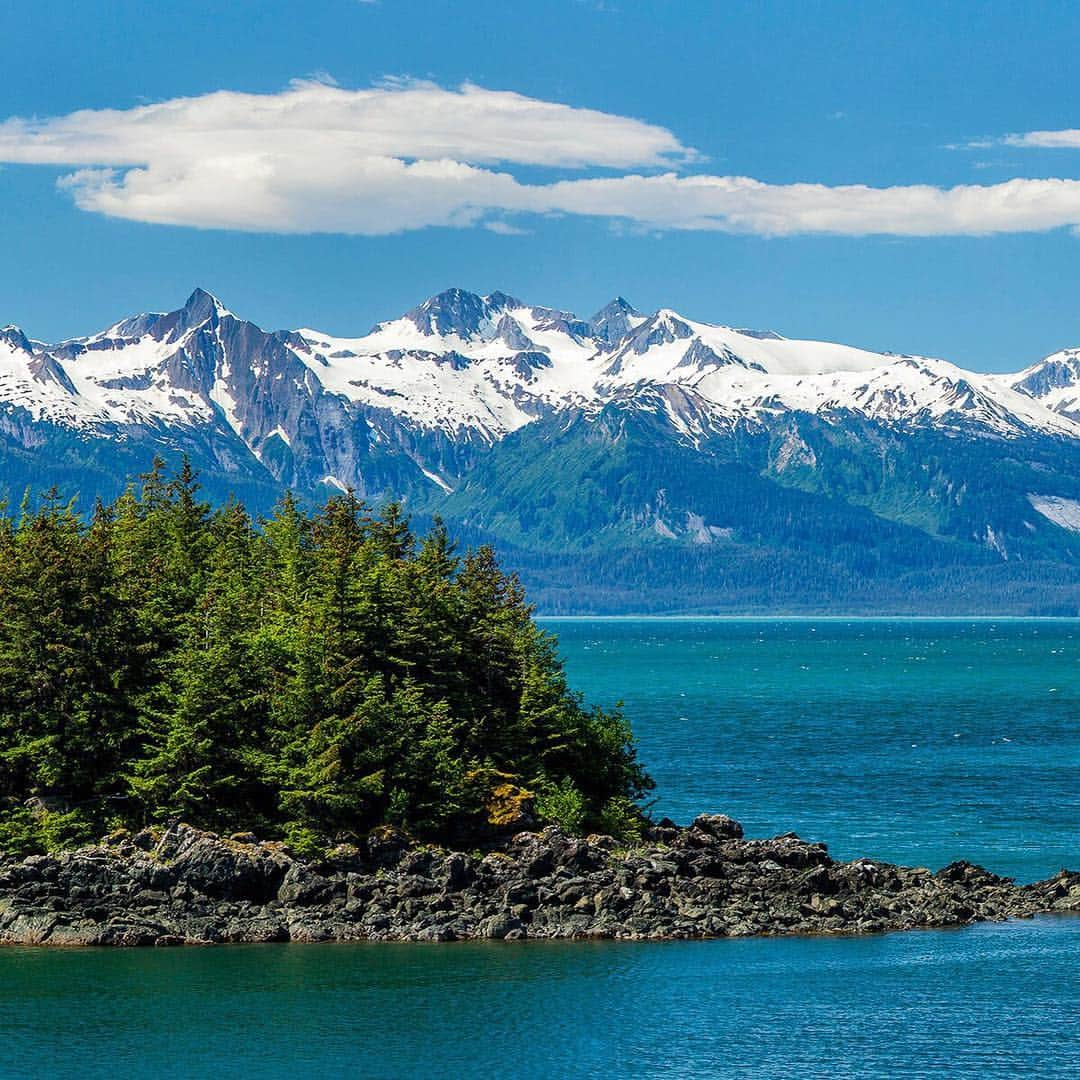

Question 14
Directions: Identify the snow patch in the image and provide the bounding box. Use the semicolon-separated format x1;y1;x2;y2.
773;430;817;472
984;524;1008;559
420;466;453;493
1027;494;1080;532
210;367;242;437
686;512;713;544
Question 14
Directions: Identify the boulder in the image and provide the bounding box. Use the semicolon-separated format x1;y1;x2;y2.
691;814;744;840
156;825;288;903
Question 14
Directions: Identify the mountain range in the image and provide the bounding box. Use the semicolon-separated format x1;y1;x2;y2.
2;287;1079;613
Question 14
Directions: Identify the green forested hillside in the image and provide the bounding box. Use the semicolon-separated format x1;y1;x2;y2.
429;405;1080;614
0;459;651;856
3;399;1080;615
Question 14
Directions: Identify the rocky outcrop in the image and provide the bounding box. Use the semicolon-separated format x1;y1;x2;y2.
0;817;1077;946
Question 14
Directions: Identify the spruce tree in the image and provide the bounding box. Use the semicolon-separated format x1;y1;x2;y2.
0;463;653;854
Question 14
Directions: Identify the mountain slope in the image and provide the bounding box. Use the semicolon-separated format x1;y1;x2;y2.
1006;349;1080;423
2;287;1079;613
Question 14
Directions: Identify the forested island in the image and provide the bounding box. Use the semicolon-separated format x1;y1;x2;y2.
0;461;1077;946
0;459;649;857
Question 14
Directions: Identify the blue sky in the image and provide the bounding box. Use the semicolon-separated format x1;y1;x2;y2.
4;0;1080;370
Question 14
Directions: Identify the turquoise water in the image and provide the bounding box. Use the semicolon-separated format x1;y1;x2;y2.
549;618;1080;882
1;619;1078;1079
3;919;1079;1078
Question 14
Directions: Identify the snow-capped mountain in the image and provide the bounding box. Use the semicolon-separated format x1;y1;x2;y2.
3;285;1078;461
290;290;1080;444
1005;348;1080;423
2;287;1079;613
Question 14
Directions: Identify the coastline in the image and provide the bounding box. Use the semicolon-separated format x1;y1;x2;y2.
2;817;1077;947
537;615;1080;622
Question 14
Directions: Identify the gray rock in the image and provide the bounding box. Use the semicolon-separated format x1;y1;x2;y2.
0;820;1076;947
691;814;745;840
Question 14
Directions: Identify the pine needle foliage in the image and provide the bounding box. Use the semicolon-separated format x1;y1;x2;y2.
0;459;652;855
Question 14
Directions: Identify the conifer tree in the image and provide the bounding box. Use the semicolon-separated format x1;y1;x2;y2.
0;462;653;855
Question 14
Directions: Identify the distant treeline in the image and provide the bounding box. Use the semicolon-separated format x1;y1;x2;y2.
0;459;651;856
503;544;1080;616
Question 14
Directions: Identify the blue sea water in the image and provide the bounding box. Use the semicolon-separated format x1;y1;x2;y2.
550;618;1080;882
1;619;1078;1079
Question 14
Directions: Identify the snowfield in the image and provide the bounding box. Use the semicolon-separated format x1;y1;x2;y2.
3;286;1080;456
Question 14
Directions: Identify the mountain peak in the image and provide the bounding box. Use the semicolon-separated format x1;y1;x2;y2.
484;290;524;311
589;296;642;344
0;325;32;352
405;288;504;338
100;288;234;346
135;287;232;342
183;287;230;321
1011;349;1080;409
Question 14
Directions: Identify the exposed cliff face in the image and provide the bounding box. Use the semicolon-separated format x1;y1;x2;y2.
1;820;1076;946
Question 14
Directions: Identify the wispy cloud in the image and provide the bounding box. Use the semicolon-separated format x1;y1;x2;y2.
6;81;1080;238
543;174;1080;236
484;220;530;235
953;128;1080;151
1004;128;1080;149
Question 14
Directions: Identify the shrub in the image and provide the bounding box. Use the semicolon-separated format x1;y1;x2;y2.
536;779;586;834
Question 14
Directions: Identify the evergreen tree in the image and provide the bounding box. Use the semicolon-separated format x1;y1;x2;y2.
0;462;653;855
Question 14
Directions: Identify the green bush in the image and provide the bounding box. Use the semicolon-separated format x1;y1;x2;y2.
597;796;645;844
0;806;96;858
536;779;586;834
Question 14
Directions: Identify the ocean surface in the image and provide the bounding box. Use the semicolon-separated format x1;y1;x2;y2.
551;617;1080;882
2;619;1078;1079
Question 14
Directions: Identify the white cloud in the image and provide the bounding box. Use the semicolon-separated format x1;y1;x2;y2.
538;174;1080;236
1005;129;1080;149
958;128;1080;151
6;81;1080;239
0;79;691;172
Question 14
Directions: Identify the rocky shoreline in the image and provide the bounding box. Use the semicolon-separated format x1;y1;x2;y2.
1;816;1077;946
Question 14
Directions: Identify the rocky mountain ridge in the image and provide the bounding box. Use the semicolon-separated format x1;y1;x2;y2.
4;286;1079;475
3;287;1080;612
